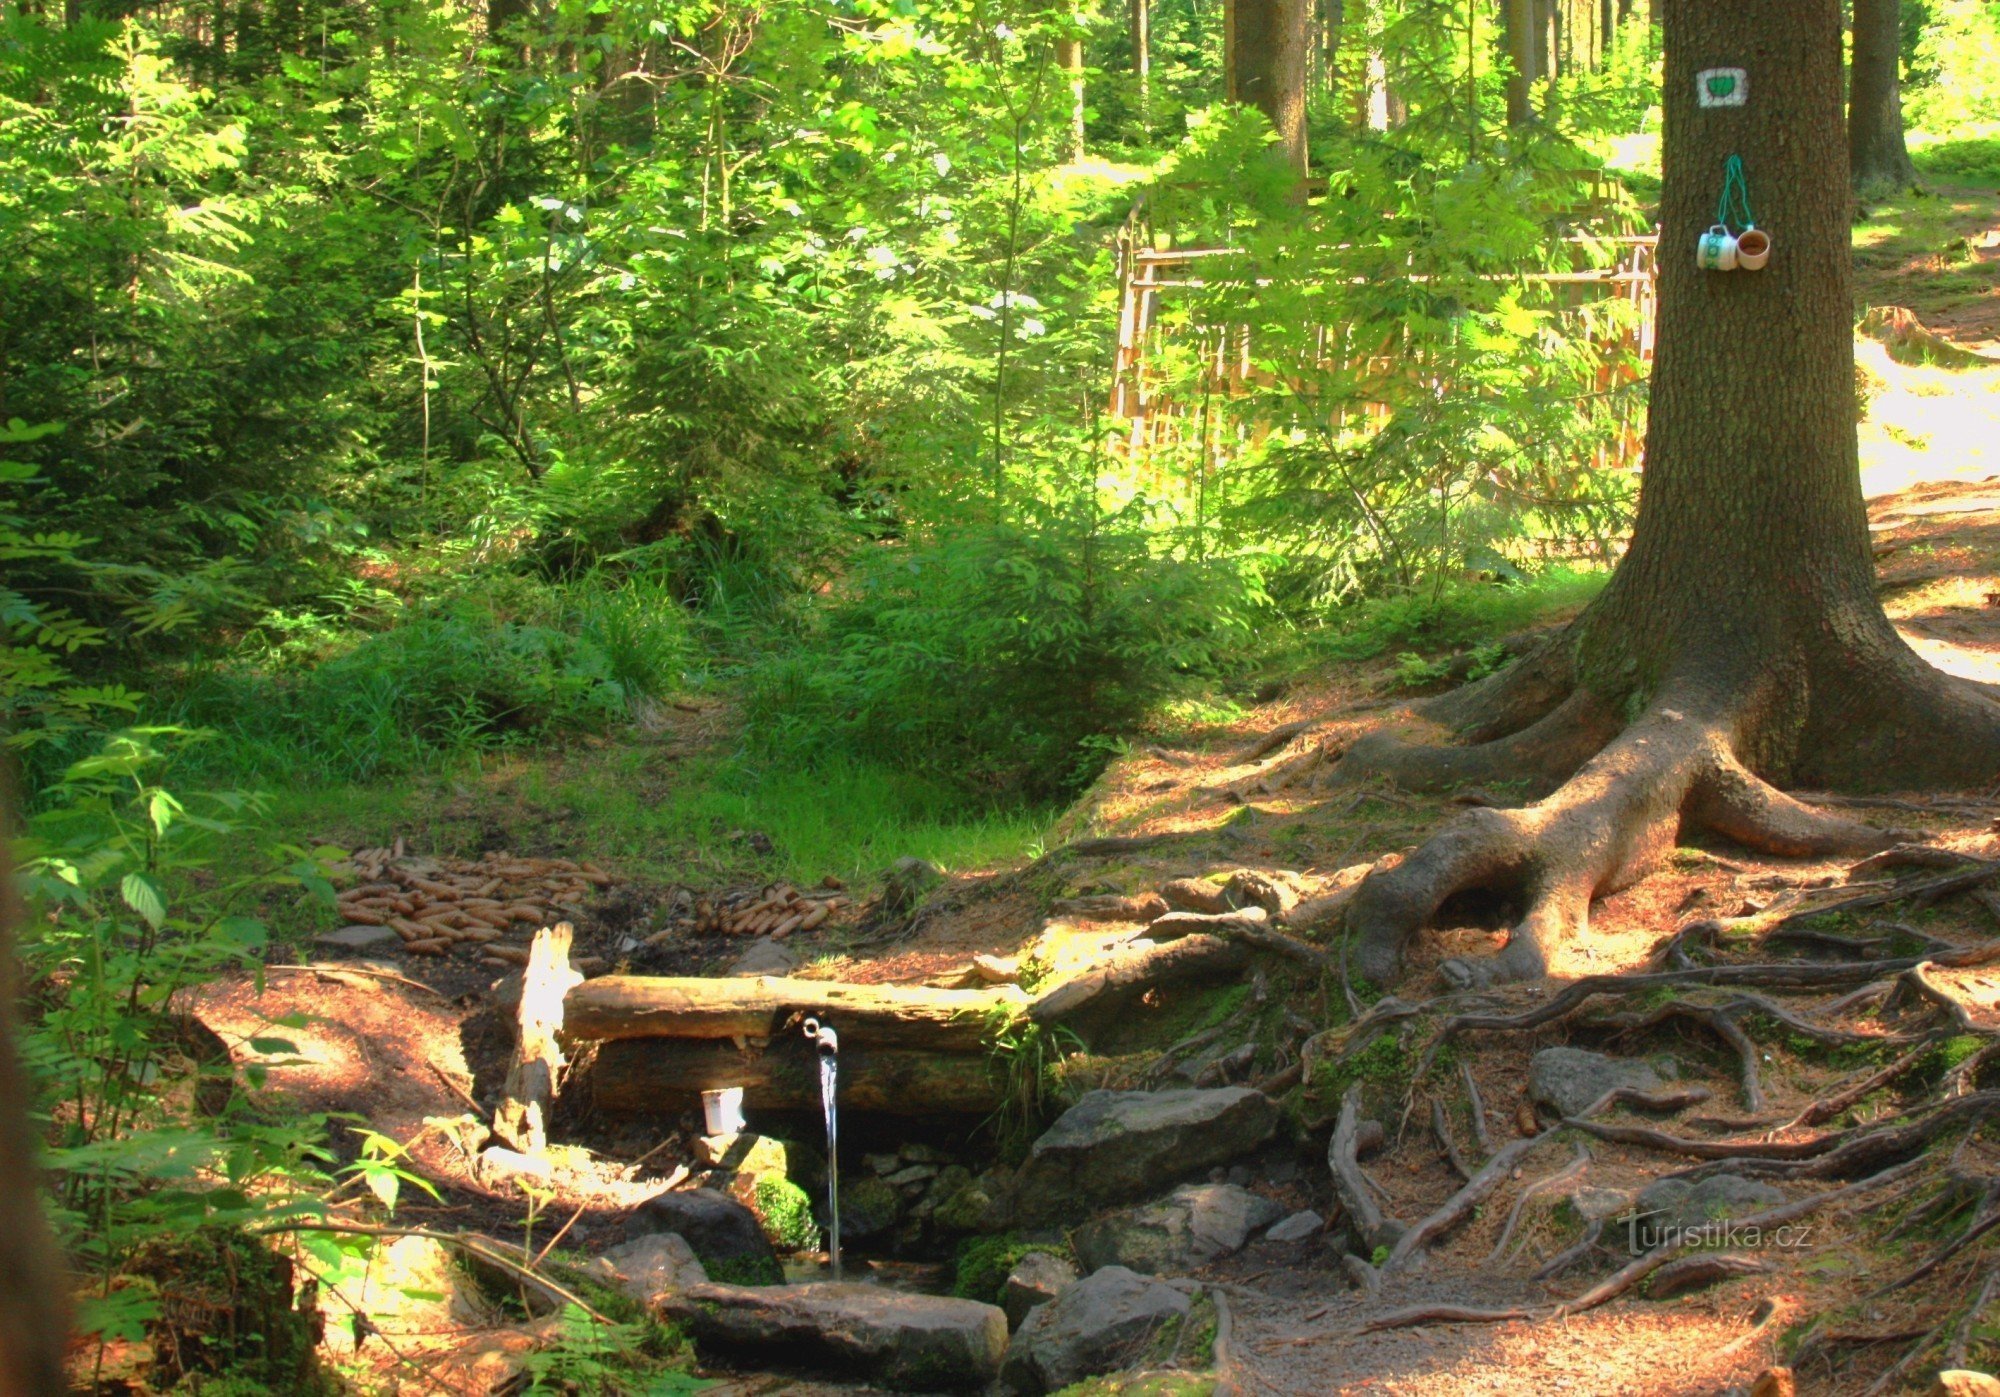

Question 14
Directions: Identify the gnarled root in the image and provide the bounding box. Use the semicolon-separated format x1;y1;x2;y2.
1345;685;1899;989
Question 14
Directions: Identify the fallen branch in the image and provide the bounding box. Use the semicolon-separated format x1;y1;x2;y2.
1030;935;1252;1025
1239;720;1313;763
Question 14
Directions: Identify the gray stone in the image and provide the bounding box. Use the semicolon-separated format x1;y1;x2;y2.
1265;1209;1324;1244
1567;1186;1634;1222
1074;1183;1285;1275
627;1187;781;1285
884;1164;939;1189
881;857;944;915
727;938;797;976
839;1175;905;1241
587;1233;708;1308
1630;1175;1786;1244
1002;1252;1078;1329
315;923;401;949
663;1282;1006;1391
1528;1047;1672;1118
1000;1265;1192;1395
865;1151;903;1176
1013;1088;1280;1224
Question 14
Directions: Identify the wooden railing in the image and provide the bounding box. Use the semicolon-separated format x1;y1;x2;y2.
1107;232;1660;467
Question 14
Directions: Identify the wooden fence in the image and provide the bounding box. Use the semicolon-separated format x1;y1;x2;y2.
1106;230;1660;468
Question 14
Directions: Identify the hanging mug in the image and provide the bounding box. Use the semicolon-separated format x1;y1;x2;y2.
1697;225;1739;271
1735;227;1771;271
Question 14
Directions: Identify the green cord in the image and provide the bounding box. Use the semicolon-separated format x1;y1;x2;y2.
1716;154;1755;231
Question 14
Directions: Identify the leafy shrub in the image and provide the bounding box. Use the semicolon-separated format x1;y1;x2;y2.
174;584;692;782
1912;135;2000;186
742;510;1267;802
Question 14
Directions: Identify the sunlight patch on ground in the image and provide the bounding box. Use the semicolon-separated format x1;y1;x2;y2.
1858;338;2000;500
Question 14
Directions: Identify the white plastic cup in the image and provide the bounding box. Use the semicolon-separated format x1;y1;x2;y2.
702;1087;746;1135
1697;225;1739;271
1735;227;1771;271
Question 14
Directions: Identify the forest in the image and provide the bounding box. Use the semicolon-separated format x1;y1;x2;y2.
4;0;2000;1388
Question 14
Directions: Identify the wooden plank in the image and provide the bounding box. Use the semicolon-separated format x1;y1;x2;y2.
493;922;584;1155
589;1038;1004;1115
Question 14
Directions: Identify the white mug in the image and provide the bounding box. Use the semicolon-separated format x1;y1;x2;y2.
1697;224;1739;271
1735;227;1771;271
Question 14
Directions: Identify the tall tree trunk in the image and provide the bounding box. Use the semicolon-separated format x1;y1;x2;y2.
1339;0;2000;991
1130;0;1150;134
1230;0;1311;174
1503;0;1536;124
1849;0;1917;193
0;809;70;1396
1057;27;1086;161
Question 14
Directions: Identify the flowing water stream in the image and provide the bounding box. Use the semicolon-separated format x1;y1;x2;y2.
802;1017;841;1279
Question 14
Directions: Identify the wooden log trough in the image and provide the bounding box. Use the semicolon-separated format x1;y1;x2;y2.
562;935;1255;1117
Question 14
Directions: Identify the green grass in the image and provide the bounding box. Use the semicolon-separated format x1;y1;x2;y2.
247;742;1052;937
1313;567;1612;662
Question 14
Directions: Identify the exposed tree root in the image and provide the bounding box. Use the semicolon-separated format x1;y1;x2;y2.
1786;1039;1938;1129
1329;1085;1405;1252
1486;1146;1590;1266
1648;1252;1772;1298
1460;1061;1493;1154
1431;1099;1474;1182
1384;1126;1561;1273
1327;599;2000;988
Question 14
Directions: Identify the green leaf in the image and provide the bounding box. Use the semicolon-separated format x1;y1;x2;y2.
119;872;167;928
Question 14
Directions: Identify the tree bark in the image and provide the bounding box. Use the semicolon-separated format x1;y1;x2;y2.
1503;0;1536;125
1337;0;2000;991
1130;0;1150;134
1849;0;1917;193
493;923;583;1155
1230;0;1311;174
0;804;69;1395
1057;11;1086;162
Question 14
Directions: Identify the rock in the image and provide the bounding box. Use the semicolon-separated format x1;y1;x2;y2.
899;1142;949;1164
1148;907;1269;941
663;1282;1006;1391
1527;1047;1672;1118
1934;1373;2000;1397
1000;1265;1192;1395
306;1234;490;1350
1160;878;1230;914
881;857;944;915
884;1164;939;1189
434;1319;561;1392
933;1178;998;1234
1631;1175;1786;1244
587;1233;708;1308
865;1151;903;1175
696;1132;821;1191
1013;1088;1280;1224
727;937;797;976
1002;1252;1078;1329
1074;1183;1285;1275
1265;1209;1324;1243
839;1175;906;1241
627;1187;782;1286
478;1145;553;1186
315;923;401;949
1565;1185;1634;1222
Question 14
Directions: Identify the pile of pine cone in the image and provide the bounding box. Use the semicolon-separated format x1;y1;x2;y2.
687;881;847;939
335;844;618;961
